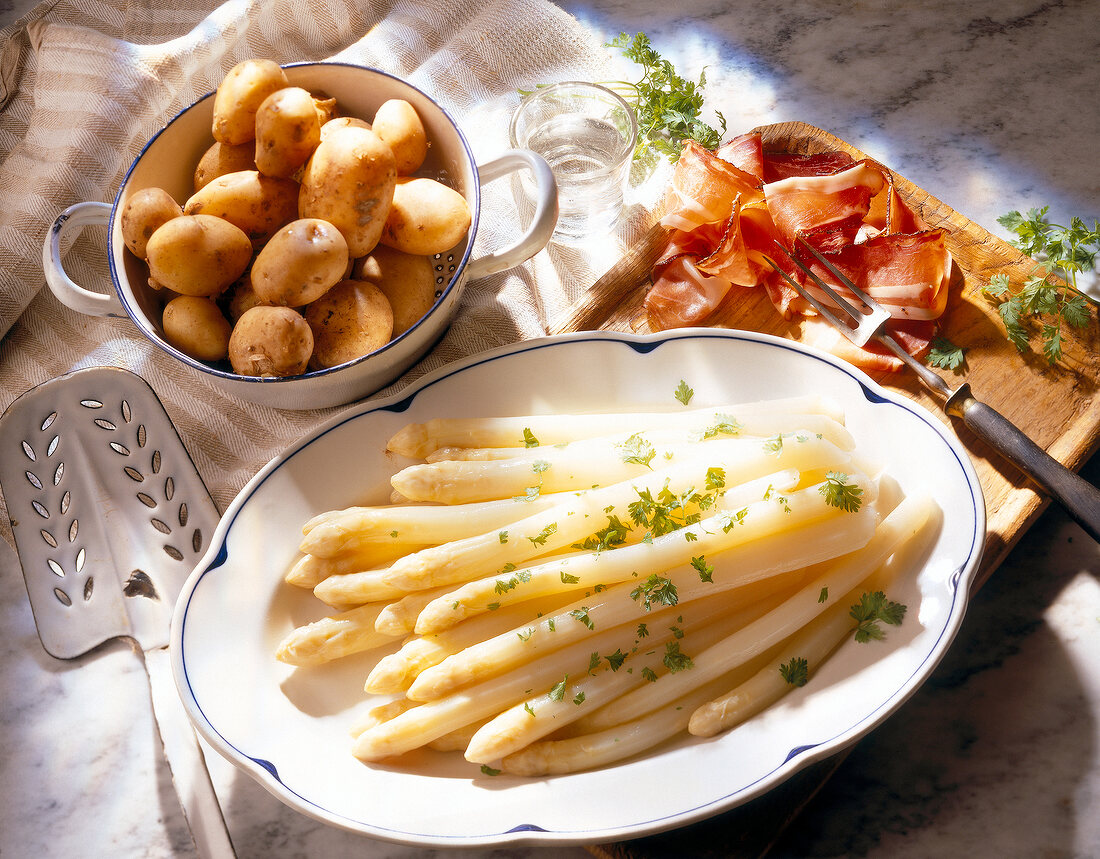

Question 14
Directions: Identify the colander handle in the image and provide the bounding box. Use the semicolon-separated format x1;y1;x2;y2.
465;150;558;280
42;201;126;318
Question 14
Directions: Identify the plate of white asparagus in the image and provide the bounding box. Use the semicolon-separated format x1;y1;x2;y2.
172;329;985;846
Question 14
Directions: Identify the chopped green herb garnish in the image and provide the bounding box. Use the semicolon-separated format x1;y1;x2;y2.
663;641;694;673
927;337;967;372
548;676;569;702
695;414;742;440
606;649;627;671
527;522;558;546
850;591;908;642
763;435;784;456
569;607;595;629
480;764;502;776
619;433;657;469
674;379;694;405
820;471;864;513
522;427;540;448
574;514;632;553
818;587;829;603
779;656;809;687
641;666;659;682
691;554;714;583
630;573;679;611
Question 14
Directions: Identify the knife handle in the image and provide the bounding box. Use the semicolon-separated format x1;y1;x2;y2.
948;389;1100;542
144;646;237;859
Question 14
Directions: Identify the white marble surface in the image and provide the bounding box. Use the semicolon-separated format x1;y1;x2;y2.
1;1;1098;858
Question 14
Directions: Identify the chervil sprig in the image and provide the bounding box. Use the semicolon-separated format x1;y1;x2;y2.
983;207;1099;364
606;32;726;163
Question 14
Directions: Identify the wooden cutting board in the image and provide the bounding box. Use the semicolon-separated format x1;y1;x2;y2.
555;121;1100;858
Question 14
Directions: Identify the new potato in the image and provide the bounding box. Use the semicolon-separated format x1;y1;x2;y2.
299;125;397;258
162;295;232;361
372;99;428;175
212;59;289;145
184;170;299;247
380;176;471;256
251;218;350;307
193;141;257;191
120;187;183;259
320;117;372;140
305;279;394;370
255;86;322;178
228;305;314;377
354;246;438;336
145;214;252;296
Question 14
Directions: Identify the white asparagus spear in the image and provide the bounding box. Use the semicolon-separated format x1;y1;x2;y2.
422;414;855;463
499;670;759;776
374;585;471;637
299;493;567;557
363;594;579;694
575;493;934;731
275;603;401;666
385;395;845;457
377;436;855;599
390;433;850;505
687;500;940;737
285;544;429;588
462;595;785;764
413;469;829;634
351;598;735;761
314;568;406;607
409;466;822;633
404;496;878;704
348;698;415;739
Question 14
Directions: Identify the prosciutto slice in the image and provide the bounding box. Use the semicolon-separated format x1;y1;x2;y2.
646;256;733;331
762;161;886;247
659;140;763;233
649;138;954;371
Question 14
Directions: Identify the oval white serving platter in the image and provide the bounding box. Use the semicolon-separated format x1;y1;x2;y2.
171;329;985;847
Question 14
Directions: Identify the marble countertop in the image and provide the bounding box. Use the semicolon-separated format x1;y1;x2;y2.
1;1;1098;858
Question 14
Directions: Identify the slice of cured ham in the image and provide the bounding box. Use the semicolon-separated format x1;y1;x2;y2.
645;256;733;331
762;161;886;247
649;137;953;372
659;140;763;233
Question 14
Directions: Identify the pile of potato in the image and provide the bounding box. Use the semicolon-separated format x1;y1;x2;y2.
121;59;472;377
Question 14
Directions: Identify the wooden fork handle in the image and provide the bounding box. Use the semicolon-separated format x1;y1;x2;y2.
947;386;1100;542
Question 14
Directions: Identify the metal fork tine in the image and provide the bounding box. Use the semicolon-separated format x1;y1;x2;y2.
765;236;891;347
760;252;861;339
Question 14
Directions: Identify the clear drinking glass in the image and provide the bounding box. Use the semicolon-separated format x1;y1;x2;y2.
509;81;638;245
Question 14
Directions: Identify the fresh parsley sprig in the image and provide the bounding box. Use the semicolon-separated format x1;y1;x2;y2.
983;207;1099;364
819;471;863;513
606;32;726;163
779;656;809;687
849;591;907;643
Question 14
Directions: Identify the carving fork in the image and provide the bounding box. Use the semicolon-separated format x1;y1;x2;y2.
763;235;1100;542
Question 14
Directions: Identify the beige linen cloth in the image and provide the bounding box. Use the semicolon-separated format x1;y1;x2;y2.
0;0;662;532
